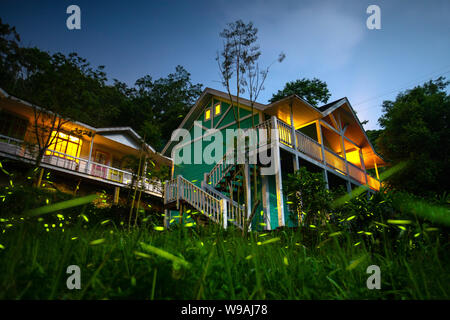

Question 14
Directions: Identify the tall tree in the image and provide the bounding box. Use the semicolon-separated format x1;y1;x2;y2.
217;20;284;233
270;77;330;106
113;66;203;149
377;77;450;196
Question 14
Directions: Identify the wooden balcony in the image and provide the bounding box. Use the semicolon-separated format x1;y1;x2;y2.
0;134;163;197
274;118;381;191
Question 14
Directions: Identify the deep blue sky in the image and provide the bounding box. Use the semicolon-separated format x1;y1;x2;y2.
1;0;449;130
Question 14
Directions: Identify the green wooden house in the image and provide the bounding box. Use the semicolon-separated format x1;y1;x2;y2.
161;88;386;230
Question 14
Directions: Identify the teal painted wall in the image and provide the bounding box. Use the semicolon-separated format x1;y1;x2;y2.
267;175;280;229
170;95;282;229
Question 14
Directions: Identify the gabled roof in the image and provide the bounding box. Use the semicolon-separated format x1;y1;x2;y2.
317;97;347;113
162;87;387;167
96;127;156;153
161;87;267;155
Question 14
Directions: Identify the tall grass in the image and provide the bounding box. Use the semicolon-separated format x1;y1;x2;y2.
0;216;448;299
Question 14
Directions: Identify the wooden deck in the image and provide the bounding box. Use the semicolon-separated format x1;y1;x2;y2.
0;134;163;197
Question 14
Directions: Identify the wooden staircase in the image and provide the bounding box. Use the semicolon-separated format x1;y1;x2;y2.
164;119;274;230
164;175;246;229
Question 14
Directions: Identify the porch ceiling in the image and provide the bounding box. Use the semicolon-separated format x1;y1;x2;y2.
264;97;322;128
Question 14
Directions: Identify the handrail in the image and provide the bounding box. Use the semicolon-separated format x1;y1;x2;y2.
294;128;321;147
206;118;274;187
202;181;243;209
177;176;223;224
0;134;24;144
165;176;245;229
0;134;163;195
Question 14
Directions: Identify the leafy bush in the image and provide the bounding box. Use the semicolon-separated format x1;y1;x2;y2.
285;167;333;227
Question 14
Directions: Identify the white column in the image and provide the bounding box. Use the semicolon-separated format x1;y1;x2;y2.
323;169;329;190
244;163;251;220
272;116;285;227
86;133;95;173
261;175;271;230
222;199;228;229
359;149;368;185
340;131;351;193
317;121;326;164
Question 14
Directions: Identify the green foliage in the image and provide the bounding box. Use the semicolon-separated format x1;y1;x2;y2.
0;19;202;151
0;20;120;128
0;184;73;216
270;78;331;106
285;167;333;227
113;66;203;149
0;176;449;299
377;77;450;196
365;129;383;153
0;213;448;299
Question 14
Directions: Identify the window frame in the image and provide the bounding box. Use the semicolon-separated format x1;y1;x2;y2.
214;102;221;117
46;131;82;162
204;108;211;121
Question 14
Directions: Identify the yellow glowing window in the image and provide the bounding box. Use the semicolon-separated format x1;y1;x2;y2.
214;103;221;115
205;109;211;121
345;149;361;166
46;131;82;162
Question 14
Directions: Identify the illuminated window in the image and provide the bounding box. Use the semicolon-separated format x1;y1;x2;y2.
345;149;361;166
205;108;211;121
214;103;221;116
46;131;82;162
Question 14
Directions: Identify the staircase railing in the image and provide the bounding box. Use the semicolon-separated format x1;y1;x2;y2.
206;148;236;187
206;118;274;187
164;176;245;230
202;182;246;229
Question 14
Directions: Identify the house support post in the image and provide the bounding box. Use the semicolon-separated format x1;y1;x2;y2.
36;168;44;187
272;116;285;227
346;180;352;194
359;149;368;185
316;120;326;164
289;100;300;171
114;186;120;204
221;199;228;229
323;169;329;190
374;160;380;180
261;175;271;230
164;209;169;229
244;162;251;230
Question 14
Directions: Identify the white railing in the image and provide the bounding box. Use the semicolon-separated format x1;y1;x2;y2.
276;119;380;191
296;130;323;162
207;148;236;187
164;176;245;229
202;182;246;228
207;119;274;188
277;120;293;147
347;162;367;185
0;134;163;196
324;147;346;174
367;175;381;191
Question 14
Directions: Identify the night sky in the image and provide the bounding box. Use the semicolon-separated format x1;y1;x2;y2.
1;0;449;130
